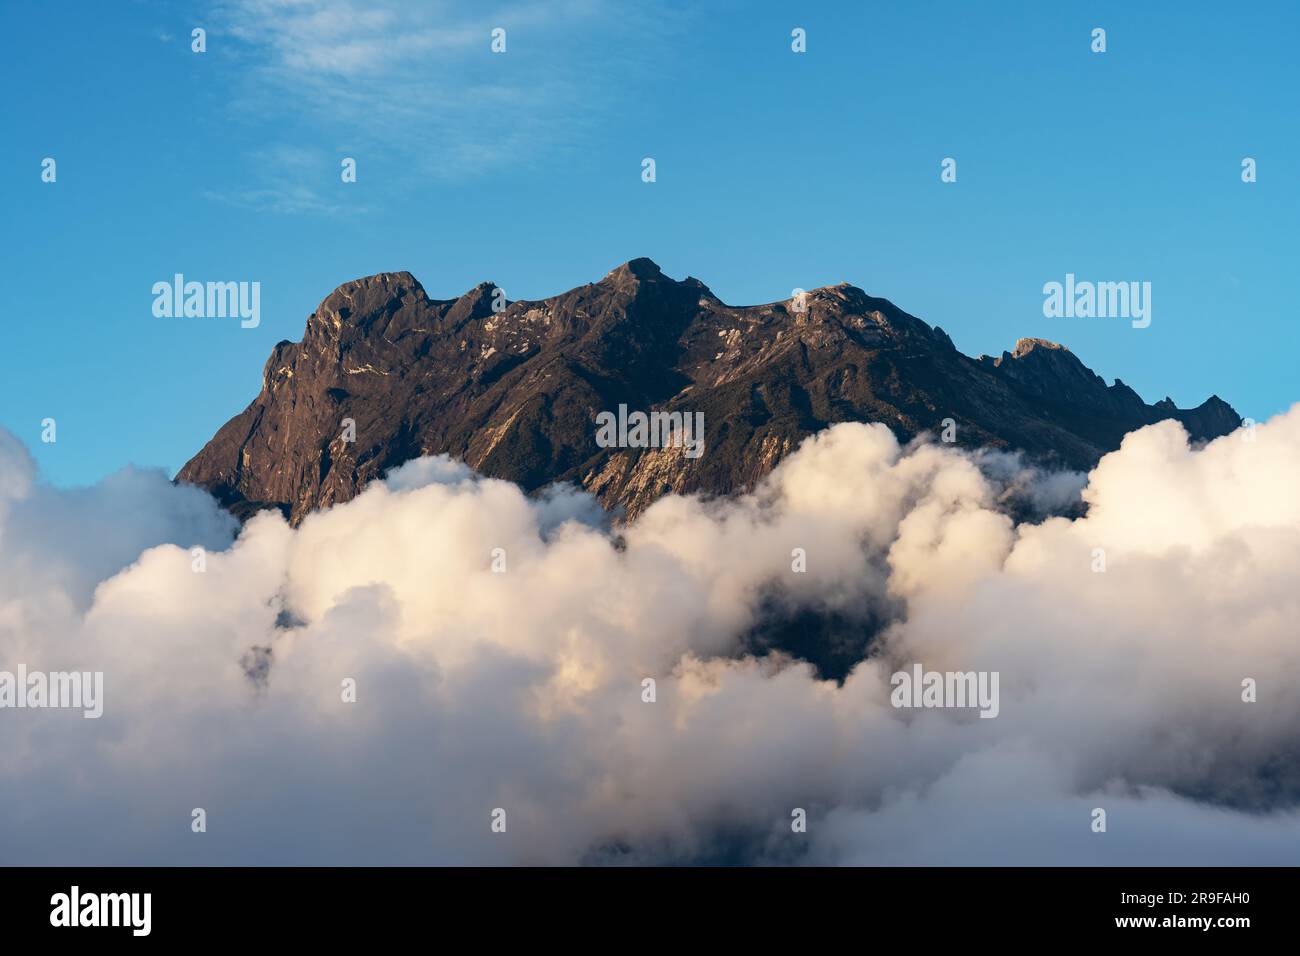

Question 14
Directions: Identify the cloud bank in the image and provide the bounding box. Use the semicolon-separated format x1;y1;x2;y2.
2;408;1299;864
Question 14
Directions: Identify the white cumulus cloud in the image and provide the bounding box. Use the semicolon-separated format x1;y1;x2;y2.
1;408;1298;864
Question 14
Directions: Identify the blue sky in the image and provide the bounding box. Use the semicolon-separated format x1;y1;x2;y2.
4;0;1297;487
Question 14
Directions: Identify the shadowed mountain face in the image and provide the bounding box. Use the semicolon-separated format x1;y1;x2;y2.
178;259;1241;525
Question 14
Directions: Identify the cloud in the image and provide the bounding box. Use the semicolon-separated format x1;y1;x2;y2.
220;0;485;79
201;145;366;216
202;0;664;198
1;409;1299;864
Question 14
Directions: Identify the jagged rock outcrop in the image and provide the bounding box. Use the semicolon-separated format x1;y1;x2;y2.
178;259;1241;524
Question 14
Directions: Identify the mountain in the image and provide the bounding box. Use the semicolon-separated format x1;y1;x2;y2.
177;259;1241;524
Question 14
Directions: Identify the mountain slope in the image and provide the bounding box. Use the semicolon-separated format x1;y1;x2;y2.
178;259;1241;523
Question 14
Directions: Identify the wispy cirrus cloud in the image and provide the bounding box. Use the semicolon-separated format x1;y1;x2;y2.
201;144;370;216
222;0;488;78
202;0;664;210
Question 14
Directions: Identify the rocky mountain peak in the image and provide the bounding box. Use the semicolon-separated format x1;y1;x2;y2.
607;256;663;280
1011;337;1068;358
179;261;1242;525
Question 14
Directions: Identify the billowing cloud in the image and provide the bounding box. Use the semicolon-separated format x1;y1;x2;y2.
1;408;1298;864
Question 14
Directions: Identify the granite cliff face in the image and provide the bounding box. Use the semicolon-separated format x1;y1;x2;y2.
178;259;1240;524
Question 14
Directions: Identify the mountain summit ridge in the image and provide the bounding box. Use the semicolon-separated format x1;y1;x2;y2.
178;260;1242;524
